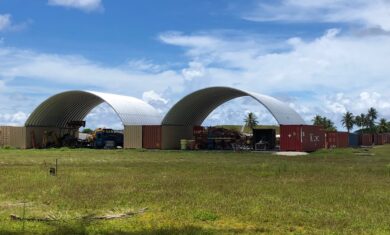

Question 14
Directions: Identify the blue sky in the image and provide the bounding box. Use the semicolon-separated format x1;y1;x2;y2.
1;0;390;130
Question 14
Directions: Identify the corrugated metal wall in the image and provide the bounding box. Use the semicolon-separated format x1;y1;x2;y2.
9;127;27;149
384;133;390;144
0;126;27;149
348;133;359;147
326;132;349;148
142;125;162;149
280;125;301;151
0;126;11;147
337;132;349;148
360;133;373;146
124;125;142;149
161;125;193;150
301;125;325;152
326;132;338;149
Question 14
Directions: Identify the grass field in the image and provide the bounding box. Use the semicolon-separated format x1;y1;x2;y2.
1;146;390;234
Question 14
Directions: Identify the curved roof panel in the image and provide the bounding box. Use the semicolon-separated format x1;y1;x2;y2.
25;90;162;127
161;87;306;126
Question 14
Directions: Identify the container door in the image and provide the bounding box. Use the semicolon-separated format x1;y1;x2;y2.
142;126;162;149
280;125;301;151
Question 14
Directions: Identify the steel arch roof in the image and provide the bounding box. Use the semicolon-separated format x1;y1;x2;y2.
162;86;306;126
25;90;162;127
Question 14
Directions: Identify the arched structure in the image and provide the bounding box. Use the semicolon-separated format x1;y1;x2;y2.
25;90;161;127
162;87;306;126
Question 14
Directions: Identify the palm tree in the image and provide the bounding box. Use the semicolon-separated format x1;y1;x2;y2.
342;111;354;133
378;118;389;133
312;115;323;126
244;112;258;132
355;113;368;133
312;115;336;131
367;107;378;133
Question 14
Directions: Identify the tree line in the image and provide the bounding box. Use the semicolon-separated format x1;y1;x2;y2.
313;107;390;133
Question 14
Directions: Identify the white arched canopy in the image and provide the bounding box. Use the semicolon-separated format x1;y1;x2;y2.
25;90;162;128
162;87;306;126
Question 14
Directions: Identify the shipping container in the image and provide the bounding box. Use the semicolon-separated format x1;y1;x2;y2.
123;125;142;149
9;126;27;149
0;126;11;147
376;133;390;145
142;125;162;149
360;133;374;146
385;133;390;144
326;131;337;149
326;131;349;148
0;126;27;149
161;125;193;150
338;132;349;148
377;134;384;145
373;134;379;145
280;125;325;152
348;133;359;147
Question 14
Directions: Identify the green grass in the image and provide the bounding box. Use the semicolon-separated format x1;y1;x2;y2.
0;146;390;234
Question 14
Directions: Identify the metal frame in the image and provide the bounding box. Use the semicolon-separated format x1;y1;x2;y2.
162;86;306;126
25;90;162;128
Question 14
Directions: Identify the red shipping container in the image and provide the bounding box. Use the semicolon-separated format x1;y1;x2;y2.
377;134;384;145
327;132;349;148
385;133;390;144
326;132;337;149
280;125;325;152
360;133;373;146
374;134;379;145
383;134;387;144
142;125;162;149
337;132;349;148
377;133;390;145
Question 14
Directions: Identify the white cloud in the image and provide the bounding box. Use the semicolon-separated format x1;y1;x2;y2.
142;90;168;105
243;0;390;31
0;45;187;126
0;14;11;31
204;97;277;126
0;111;28;126
159;29;390;127
2;22;390;129
142;90;169;114
0;46;185;95
160;29;390;93
127;59;163;73
181;62;205;80
0;14;32;32
48;0;103;12
84;103;122;129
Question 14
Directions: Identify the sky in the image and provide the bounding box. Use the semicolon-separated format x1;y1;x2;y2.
1;0;390;130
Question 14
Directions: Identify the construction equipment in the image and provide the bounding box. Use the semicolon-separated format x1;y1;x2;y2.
90;128;123;149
